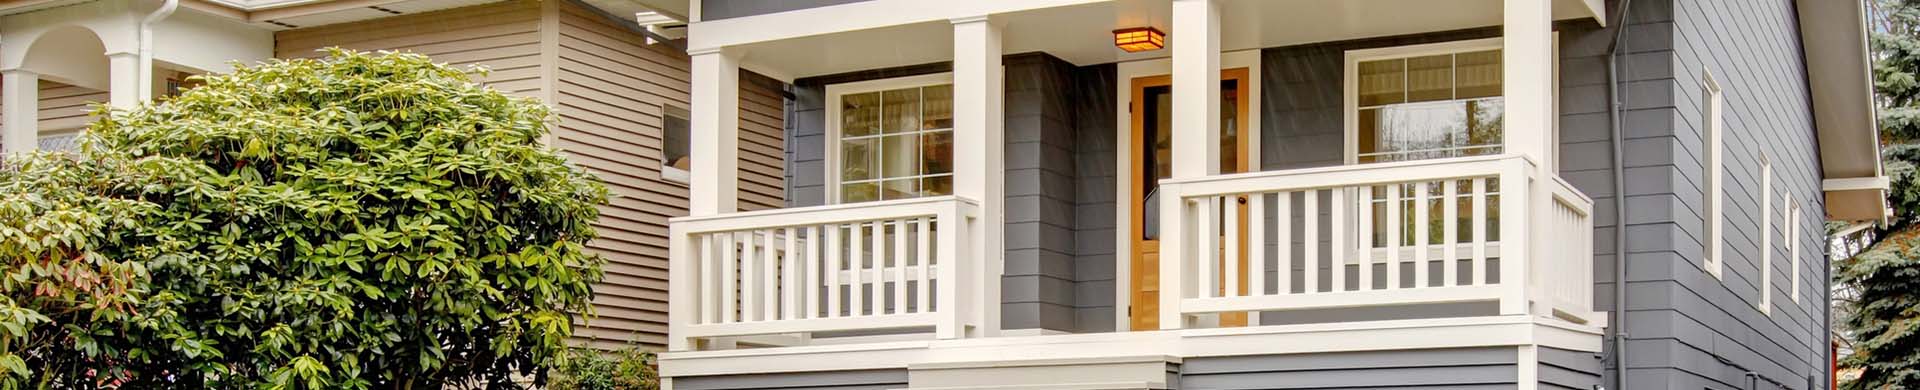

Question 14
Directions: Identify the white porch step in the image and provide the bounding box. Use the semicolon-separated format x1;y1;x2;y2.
905;355;1179;390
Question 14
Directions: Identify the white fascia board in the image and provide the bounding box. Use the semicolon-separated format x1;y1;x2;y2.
686;0;1105;52
1824;176;1891;192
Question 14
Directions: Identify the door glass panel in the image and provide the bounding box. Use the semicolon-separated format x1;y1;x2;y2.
1142;85;1172;240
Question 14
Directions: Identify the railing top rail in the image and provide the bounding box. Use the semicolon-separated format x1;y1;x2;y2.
1548;176;1595;211
1160;154;1538;199
670;195;979;234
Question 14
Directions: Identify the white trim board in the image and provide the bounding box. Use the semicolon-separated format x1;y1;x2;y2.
1112;49;1263;332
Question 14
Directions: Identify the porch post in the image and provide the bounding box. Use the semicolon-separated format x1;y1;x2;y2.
2;70;38;154
1162;0;1221;330
1502;0;1552;316
688;47;741;216
107;52;140;109
952;15;1004;337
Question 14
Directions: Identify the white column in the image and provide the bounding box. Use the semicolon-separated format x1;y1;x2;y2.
688;48;741;216
2;70;39;154
952;15;1004;337
1502;0;1552;316
107;52;141;109
1160;0;1221;330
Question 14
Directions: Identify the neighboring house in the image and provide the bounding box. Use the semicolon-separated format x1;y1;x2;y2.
0;0;781;350
662;1;1885;390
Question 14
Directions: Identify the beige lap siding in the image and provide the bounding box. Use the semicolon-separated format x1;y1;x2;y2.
275;0;786;350
0;79;109;147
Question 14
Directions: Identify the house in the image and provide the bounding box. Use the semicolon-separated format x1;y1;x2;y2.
660;0;1885;389
0;0;764;350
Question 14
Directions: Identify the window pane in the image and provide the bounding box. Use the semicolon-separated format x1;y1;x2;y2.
842;138;877;181
1456;50;1502;99
883;88;921;134
1362;101;1466;160
922;175;952;196
843;92;880;137
663;106;691;170
1358;59;1406;106
922;131;953;175
881;178;918;200
922;85;953;129
1464;97;1505;153
1406;54;1454;103
882;134;920;178
844;183;879;203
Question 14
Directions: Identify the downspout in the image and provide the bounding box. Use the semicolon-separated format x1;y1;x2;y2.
138;0;180;102
1604;0;1636;388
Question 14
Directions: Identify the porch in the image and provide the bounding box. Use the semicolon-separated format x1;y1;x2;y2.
665;0;1609;385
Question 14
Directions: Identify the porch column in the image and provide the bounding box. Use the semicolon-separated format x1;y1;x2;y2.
1161;0;1221;330
687;47;740;216
107;52;140;109
952;15;1004;338
2;70;38;154
1501;0;1552;316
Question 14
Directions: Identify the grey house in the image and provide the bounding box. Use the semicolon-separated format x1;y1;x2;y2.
660;0;1886;389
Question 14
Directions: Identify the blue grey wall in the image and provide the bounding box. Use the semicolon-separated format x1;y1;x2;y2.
699;0;870;20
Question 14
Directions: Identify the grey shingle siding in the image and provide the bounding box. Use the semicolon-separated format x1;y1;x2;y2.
1180;347;1520;390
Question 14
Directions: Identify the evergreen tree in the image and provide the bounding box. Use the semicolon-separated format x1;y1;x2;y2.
1838;1;1920;388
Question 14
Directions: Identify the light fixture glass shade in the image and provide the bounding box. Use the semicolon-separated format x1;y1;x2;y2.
1113;27;1165;52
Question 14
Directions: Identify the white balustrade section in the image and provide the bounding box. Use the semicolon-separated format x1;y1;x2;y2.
1159;155;1595;325
668;196;980;349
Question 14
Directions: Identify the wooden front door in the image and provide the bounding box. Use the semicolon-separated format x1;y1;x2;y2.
1129;69;1252;330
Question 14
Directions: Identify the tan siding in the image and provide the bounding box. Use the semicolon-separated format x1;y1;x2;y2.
551;0;785;350
0;79;109;147
273;0;785;350
273;1;547;98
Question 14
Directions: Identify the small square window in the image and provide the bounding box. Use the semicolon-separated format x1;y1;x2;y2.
662;105;691;184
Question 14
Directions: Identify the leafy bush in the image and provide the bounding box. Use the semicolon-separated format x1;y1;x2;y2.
545;345;658;390
0;48;609;388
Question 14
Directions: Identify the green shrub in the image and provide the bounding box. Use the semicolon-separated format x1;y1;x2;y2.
546;344;658;390
0;48;610;388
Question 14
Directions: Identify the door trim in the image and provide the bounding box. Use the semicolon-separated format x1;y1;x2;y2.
1113;50;1262;331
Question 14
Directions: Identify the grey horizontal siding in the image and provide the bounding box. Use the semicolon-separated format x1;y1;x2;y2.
1540;347;1603;390
1181;347;1519;390
674;369;907;390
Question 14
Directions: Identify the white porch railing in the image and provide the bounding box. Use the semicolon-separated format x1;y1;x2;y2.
1157;155;1598;326
667;196;981;350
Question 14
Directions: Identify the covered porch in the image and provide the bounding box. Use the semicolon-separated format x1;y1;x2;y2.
666;0;1608;364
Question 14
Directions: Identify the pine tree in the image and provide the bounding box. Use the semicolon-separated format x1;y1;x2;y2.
1838;1;1920;388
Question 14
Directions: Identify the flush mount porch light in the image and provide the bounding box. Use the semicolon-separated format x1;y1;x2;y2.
1113;27;1165;52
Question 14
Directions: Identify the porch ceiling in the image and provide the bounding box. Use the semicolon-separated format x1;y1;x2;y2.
736;0;1603;82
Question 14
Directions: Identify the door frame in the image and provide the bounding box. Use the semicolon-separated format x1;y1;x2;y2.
1113;50;1262;331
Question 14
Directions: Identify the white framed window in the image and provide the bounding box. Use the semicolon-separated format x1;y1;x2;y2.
1701;69;1725;279
1787;194;1801;304
1757;155;1771;315
825;73;954;203
661;104;692;184
1344;38;1505;164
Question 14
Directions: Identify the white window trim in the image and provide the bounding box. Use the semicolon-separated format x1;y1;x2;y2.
1758;154;1771;315
1788;194;1801;304
661;104;692;185
1702;68;1725;279
823;72;956;204
1341;36;1558;168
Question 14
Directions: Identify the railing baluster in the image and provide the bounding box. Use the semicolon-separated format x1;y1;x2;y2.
1226;195;1241;298
763;229;778;321
826;224;842;318
1201;198;1219;299
1357;186;1373;291
1472;178;1488;286
1249;194;1266;297
1443;180;1460;287
894;219;909;315
700;234;715;324
850;222;865;316
1414;182;1430;288
744;231;761;321
917;217;932;313
1331;188;1346;292
1386;184;1401;289
1277;191;1292;295
1304;190;1318;294
871;220;886;316
806;226;821;319
722;232;738;323
783;228;798;320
